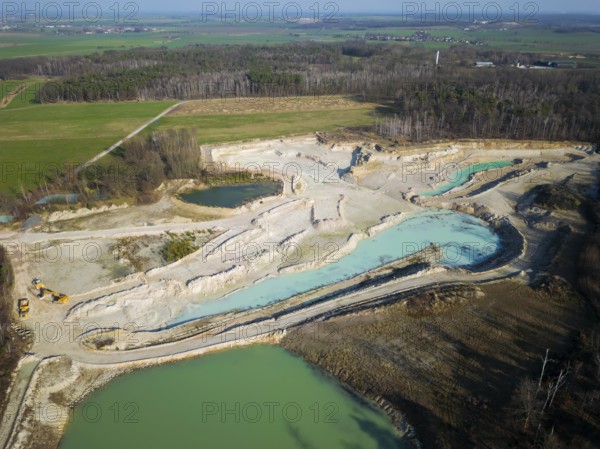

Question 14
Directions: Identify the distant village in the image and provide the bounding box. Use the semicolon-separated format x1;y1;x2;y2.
474;60;578;69
0;23;160;34
356;30;485;46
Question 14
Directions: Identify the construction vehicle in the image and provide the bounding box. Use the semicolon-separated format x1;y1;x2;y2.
52;293;70;304
32;278;44;291
31;278;70;304
18;298;29;318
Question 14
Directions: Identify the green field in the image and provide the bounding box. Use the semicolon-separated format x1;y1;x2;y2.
3;19;600;59
0;25;335;59
467;29;600;53
0;96;378;193
0;81;19;101
0;101;174;192
150;107;378;145
0;79;49;109
0;32;179;59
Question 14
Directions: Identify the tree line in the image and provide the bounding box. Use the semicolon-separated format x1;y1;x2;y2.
81;128;201;201
1;42;599;142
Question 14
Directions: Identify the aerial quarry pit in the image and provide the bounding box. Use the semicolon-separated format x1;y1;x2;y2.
1;135;598;449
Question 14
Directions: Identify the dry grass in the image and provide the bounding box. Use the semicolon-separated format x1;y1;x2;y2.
170;96;377;116
282;278;597;448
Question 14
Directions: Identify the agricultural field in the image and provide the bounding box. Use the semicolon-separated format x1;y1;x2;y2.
0;24;333;59
3;16;600;59
0;32;177;59
0;95;379;193
149;96;382;145
0;100;174;192
467;28;600;54
0;78;49;109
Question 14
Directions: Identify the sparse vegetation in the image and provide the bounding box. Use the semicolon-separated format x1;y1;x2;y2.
93;337;115;350
531;184;583;211
160;232;199;263
283;278;599;448
112;237;159;273
0;246;29;425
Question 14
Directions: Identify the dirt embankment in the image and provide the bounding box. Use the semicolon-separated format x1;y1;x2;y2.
282;279;598;448
317;128;588;153
0;247;31;435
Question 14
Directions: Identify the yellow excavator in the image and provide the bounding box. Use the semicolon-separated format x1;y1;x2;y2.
17;298;29;318
32;278;69;304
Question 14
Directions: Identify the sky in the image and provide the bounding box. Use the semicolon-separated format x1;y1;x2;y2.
127;0;599;15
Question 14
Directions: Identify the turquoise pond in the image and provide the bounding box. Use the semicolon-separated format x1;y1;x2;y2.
59;346;409;449
420;161;514;197
172;209;500;324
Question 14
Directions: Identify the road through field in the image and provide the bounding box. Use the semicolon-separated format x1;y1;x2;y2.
75;101;187;172
0;83;29;109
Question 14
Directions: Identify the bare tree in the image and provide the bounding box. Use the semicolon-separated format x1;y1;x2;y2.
537;349;550;395
548;366;569;409
512;377;541;431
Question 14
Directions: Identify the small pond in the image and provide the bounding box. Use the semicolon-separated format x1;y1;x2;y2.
179;182;282;208
420;161;514;197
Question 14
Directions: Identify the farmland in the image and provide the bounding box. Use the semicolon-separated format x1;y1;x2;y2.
0;100;174;192
2;15;600;59
0;25;332;59
149;97;381;145
0;95;381;193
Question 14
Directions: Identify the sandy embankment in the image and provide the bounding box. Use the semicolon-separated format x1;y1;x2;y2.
43;137;411;332
17;137;593;337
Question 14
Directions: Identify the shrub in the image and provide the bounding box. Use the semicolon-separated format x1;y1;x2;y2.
160;232;198;263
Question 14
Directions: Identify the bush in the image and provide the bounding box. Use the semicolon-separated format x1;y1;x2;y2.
531;184;582;211
160;232;198;263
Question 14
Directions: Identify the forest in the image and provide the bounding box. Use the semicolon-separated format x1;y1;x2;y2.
1;42;599;143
